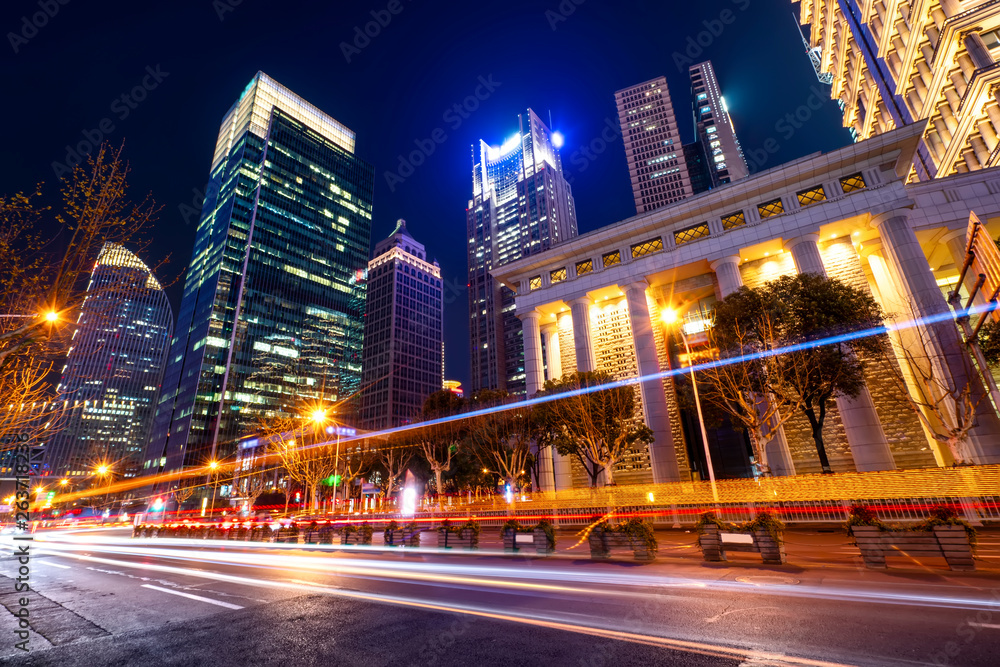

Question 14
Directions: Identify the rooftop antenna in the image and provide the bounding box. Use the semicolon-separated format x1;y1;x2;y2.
793;13;833;85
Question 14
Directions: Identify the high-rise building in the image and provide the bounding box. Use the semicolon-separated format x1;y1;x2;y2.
145;72;374;476
690;61;749;187
44;244;173;479
467;109;577;394
615;77;692;214
360;220;443;429
794;0;1000;181
683;141;712;195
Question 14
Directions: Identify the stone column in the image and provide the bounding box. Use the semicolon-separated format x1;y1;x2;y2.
569;296;597;372
784;235;896;471
519;309;544;396
941;228;987;308
623;281;681;483
872;209;1000;464
710;255;796;476
541;321;570;490
542;323;562;381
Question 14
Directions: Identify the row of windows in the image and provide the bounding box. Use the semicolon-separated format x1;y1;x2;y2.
523;172;869;292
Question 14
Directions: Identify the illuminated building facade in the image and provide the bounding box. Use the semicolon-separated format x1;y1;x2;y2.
467;109;577;394
44;244;173;479
145;72;374;476
615;76;693;214
795;0;1000;181
360;220;444;429
690;61;749;187
495;125;1000;490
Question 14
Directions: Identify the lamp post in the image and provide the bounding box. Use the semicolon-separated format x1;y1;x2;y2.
208;460;220;518
95;464;113;516
661;308;718;502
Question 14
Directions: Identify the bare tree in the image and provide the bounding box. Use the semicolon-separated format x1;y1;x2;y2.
466;390;534;490
378;434;415;500
413;390;465;505
536;371;652;487
700;315;802;474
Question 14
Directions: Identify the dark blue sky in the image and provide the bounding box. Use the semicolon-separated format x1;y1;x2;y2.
1;0;849;387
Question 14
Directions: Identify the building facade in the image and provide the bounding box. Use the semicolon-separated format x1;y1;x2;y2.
467;109;578;394
690;61;749;187
495;124;1000;490
615;76;693;214
44;244;173;479
360;220;444;429
145;72;374;476
795;0;1000;181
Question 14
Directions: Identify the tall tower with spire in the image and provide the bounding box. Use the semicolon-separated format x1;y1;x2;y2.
360;219;444;429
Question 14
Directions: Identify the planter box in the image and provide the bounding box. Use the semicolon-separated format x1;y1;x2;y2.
698;526;786;565
340;531;373;546
276;527;299;544
503;529;553;555
850;525;974;571
384;528;422;547
318;525;335;544
302;527;322;544
589;529;655;562
436;528;479;550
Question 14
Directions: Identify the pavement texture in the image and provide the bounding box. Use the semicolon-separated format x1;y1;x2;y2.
0;524;997;666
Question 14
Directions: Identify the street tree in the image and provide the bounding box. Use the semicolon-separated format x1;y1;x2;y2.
536;371;653;487
414;390;466;501
466;390;534;490
0;144;162;445
377;433;415;501
712;274;887;473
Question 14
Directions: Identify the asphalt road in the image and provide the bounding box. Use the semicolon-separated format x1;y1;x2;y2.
1;527;999;666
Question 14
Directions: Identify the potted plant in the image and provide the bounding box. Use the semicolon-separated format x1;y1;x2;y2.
848;504;976;571
341;522;374;546
695;510;786;564
500;519;531;552
438;519;479;549
589;518;657;561
384;520;421;547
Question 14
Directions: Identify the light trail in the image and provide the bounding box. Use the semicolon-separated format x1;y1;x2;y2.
34;301;988;504
21;531;1000;614
18;544;860;667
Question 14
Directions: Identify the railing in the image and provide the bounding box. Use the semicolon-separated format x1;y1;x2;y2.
296;465;1000;527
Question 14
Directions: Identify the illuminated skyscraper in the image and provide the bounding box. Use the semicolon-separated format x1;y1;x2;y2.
467;109;577;394
615;77;693;214
690;61;749;187
145;72;374;476
794;0;1000;180
360;220;443;429
44;244;173;479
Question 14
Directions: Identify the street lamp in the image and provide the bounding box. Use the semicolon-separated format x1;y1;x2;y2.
208;460;220;518
661;307;718;502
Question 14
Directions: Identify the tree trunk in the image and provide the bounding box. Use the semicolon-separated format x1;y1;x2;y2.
803;399;832;473
434;468;444;508
603;462;615;485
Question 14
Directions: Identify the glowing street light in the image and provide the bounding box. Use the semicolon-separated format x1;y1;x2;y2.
45;311;59;322
96;464;109;476
60;479;68;486
311;409;327;423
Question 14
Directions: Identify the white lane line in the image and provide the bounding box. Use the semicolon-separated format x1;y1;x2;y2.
969;622;1000;629
141;584;244;610
40;561;71;569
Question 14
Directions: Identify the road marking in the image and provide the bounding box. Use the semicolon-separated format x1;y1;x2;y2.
141;584;244;610
968;622;1000;629
40;561;71;569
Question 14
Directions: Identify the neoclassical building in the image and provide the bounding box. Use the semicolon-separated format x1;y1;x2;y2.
493;124;1000;489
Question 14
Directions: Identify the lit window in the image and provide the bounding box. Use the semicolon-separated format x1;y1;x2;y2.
529;276;542;290
720;210;745;230
757;198;784;219
697;93;707;101
602;251;621;268
550;267;567;283
576;259;593;276
631;238;664;259
797;185;827;206
706;126;717;134
674;223;710;245
840;172;866;193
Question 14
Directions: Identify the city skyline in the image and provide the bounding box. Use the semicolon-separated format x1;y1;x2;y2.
0;0;852;389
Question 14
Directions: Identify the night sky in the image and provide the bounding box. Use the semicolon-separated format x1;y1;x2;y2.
2;0;850;387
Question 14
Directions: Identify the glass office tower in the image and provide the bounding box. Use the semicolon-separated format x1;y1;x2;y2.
467;109;577;394
145;72;374;476
44;243;173;479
